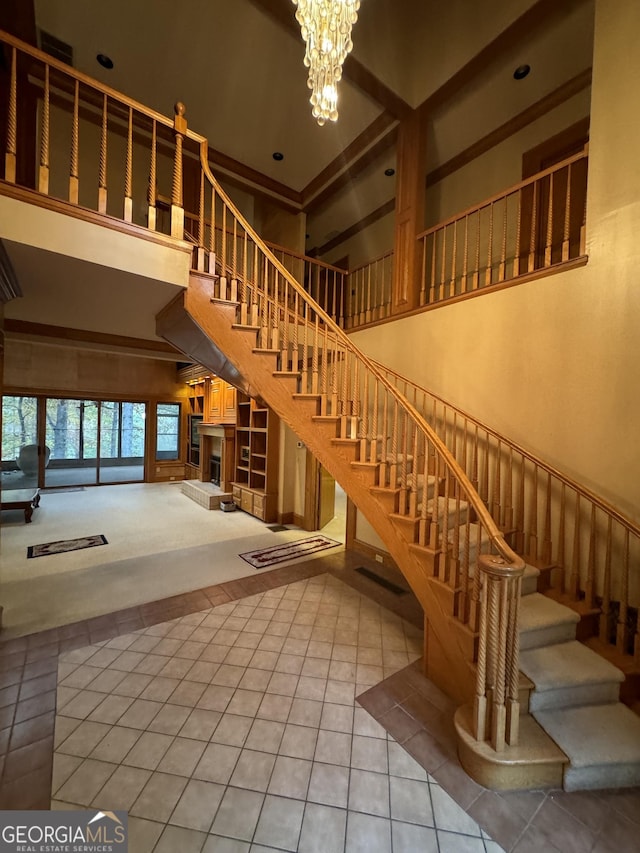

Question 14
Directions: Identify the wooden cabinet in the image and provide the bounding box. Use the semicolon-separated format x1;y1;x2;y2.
223;383;237;421
232;392;279;522
208;379;222;421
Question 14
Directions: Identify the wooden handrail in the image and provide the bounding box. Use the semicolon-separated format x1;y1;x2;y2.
376;360;640;662
379;363;639;537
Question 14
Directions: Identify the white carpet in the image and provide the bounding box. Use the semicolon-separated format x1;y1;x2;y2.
0;482;346;637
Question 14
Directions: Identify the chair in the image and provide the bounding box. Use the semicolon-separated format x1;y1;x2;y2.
17;445;50;477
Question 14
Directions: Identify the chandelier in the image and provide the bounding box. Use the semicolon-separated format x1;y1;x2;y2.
292;0;362;126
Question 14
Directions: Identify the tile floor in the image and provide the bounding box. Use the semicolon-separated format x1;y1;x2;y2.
49;573;502;852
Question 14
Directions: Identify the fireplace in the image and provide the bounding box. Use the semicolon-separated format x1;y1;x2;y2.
210;454;221;486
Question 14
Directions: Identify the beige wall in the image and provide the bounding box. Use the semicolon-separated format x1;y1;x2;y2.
350;0;640;525
425;90;591;227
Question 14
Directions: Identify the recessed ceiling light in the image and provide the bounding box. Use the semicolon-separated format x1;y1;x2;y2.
513;64;531;80
96;53;114;70
272;152;284;161
384;168;395;177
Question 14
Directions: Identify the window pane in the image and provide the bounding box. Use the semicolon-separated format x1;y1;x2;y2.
156;403;180;460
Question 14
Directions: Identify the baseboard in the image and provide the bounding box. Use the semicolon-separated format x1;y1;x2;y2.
278;511;295;526
352;537;396;570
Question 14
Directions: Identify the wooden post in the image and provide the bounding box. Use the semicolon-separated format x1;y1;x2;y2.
392;107;427;315
171;101;187;239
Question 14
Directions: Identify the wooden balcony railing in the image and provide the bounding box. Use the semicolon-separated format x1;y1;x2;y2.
345;250;394;329
378;363;640;666
417;148;588;307
0;31;197;239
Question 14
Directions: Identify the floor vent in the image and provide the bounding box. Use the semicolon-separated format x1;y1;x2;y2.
39;30;74;66
267;524;289;532
355;567;408;596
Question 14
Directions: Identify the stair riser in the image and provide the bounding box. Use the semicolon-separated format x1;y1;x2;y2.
564;763;640;792
530;682;620;712
521;574;538;596
520;623;577;650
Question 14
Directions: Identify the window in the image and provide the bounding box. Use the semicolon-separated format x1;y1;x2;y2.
156;403;180;460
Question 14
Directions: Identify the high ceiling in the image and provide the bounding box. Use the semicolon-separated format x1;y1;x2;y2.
30;0;594;252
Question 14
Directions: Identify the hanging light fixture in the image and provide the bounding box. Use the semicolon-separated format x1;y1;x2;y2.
292;0;362;126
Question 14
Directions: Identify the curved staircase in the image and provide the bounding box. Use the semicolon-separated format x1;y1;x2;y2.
154;147;640;793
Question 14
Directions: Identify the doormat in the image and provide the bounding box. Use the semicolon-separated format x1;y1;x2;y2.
27;534;108;559
239;535;341;569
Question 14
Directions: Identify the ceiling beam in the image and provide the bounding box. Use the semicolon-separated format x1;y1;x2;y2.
419;0;590;117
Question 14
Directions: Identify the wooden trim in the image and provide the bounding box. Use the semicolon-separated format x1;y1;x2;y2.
522;116;590;178
277;511;295;525
304;127;398;215
302;113;397;205
3;385;183;404
315;199;396;255
419;0;588;117
427;71;592;187
0;180;193;252
345;496;357;551
347;255;588;332
4;319;182;355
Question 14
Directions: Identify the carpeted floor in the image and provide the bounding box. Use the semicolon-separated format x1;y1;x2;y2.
0;482;346;638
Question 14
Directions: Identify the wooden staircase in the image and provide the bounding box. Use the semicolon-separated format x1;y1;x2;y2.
158;273;496;705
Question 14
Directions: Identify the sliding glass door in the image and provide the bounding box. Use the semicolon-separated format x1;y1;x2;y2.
44;398;98;487
1;395;147;490
99;401;145;483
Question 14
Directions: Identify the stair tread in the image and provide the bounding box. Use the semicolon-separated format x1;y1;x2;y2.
521;640;624;691
534;703;640;768
520;593;580;633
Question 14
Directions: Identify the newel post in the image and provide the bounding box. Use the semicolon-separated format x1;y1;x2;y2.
171;101;187;239
474;553;524;752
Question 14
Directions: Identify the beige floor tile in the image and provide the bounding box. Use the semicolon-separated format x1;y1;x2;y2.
244;719;285;753
92;764;151;810
253;794;305;850
279;724;318;760
60;690;106;720
212;664;246;687
314;729;351;766
123;731;174;770
169;778;225;831
167;680;207;707
156;736;206;777
320;702;353;734
307;762;350;809
130;771;188;822
183;660;220;683
351;735;389;774
140;676;181;702
178;708;222;740
51;753;83;797
193;742;241;784
56;758;117;806
147;703;191;735
56;720;110;757
229;748;276;792
256;692;293;723
267;755;312;800
226;689;263;717
117;698;163;729
126;817;164;853
197;684;234;712
112;672;154;698
348;768;391;818
153;824;207;853
210;713;253;747
346;811;392;853
89;725;141;764
389;776;434;826
88;693;135;725
298;802;347;853
210;787;264;842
